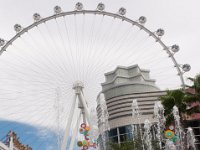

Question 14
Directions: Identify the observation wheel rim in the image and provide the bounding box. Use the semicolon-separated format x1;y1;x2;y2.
0;9;185;89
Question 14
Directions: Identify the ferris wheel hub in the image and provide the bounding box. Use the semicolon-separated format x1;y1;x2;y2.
73;81;84;94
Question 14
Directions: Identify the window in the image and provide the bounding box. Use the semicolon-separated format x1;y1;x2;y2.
109;128;117;137
119;125;133;142
119;125;132;134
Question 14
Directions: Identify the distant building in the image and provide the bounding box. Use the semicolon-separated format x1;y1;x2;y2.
184;88;200;148
96;65;166;146
0;131;32;150
0;141;9;150
185;87;200;120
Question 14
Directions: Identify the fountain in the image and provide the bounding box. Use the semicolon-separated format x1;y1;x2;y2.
132;99;145;150
186;127;196;150
143;119;153;150
154;101;166;149
99;98;110;150
173;106;185;150
153;103;197;150
90;108;99;141
97;99;197;150
165;139;176;150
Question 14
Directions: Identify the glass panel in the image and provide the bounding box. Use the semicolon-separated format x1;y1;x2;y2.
120;134;128;142
108;128;117;137
119;125;132;134
109;135;118;143
120;133;133;142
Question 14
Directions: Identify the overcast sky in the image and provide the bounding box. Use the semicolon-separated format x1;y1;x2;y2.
0;0;200;77
0;0;200;149
0;0;200;126
0;0;200;128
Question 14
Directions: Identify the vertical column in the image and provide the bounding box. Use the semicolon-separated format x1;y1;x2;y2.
117;127;120;145
61;94;77;150
69;111;81;150
78;92;91;126
9;132;14;150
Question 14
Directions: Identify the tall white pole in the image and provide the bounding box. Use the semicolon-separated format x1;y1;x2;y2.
61;94;77;150
9;135;14;150
79;91;91;126
69;111;81;150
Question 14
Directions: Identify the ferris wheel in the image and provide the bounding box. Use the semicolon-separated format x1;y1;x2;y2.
0;2;191;150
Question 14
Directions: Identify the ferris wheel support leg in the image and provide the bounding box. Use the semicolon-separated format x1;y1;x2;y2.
61;94;77;150
78;91;91;126
82;109;86;123
9;135;14;150
69;111;81;150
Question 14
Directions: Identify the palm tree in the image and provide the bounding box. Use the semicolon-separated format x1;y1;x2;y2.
185;74;200;118
186;74;200;99
160;89;186;125
160;74;200;126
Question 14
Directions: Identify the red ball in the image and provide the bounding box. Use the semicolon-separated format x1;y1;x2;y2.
81;123;86;128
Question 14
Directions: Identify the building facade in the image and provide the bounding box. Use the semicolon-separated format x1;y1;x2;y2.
0;131;32;150
96;65;166;145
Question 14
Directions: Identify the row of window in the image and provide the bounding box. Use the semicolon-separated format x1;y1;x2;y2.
106;122;200;148
108;124;147;143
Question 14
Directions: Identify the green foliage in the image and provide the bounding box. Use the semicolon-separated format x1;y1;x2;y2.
160;89;185;125
108;136;161;150
109;140;136;150
160;74;200;125
188;74;200;93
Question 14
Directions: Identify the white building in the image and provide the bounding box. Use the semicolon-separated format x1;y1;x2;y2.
96;65;166;145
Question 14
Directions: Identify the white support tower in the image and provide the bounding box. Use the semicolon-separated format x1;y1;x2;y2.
61;81;91;150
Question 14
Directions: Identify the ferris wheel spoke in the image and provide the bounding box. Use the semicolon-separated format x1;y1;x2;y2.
83;14;98;81
138;49;166;65
89;27;142;75
4;45;65;82
0;102;55;129
0;86;72;120
34;26;73;82
0;105;67;138
15;38;67;82
74;15;80;80
11;111;58;143
25;31;70;83
100;20;124;57
0;61;65;88
84;19;116;80
88;17;120;73
43;22;73;80
55;18;76;80
79;14;86;82
0;60;59;85
1;95;55;115
86;29;131;77
105;24;133;54
63;16;77;80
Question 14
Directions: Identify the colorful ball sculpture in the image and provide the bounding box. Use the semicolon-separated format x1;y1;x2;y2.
165;130;175;139
79;128;84;134
172;135;180;144
85;126;90;131
77;141;83;147
77;123;97;149
81;123;86;128
85;135;89;140
82;140;89;146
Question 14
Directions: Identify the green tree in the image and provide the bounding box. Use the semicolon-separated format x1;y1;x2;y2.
185;74;200;116
109;134;160;150
160;74;200;126
186;74;200;101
